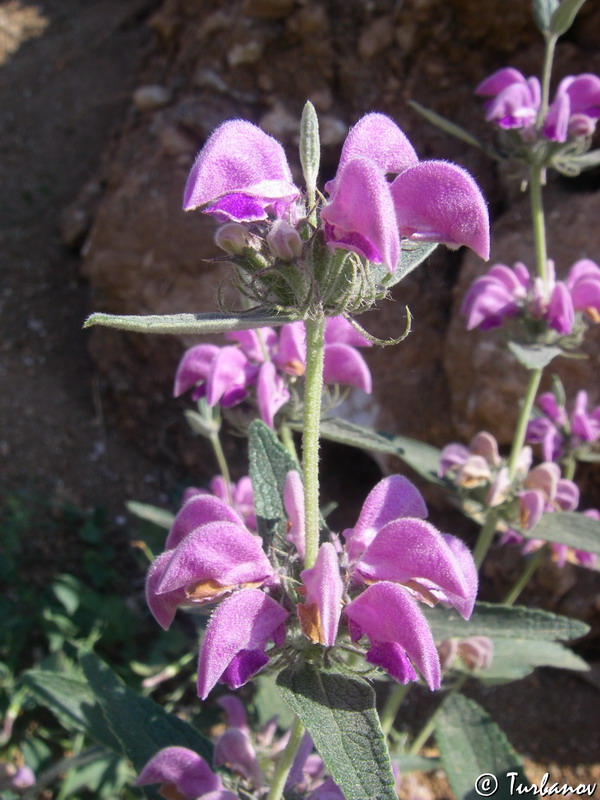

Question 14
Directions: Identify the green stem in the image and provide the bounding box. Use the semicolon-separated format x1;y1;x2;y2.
472;512;498;571
209;429;233;504
267;716;305;800
503;545;548;606
507;367;543;482
539;34;558;124
302;315;326;569
529;165;548;284
408;676;467;755
380;683;411;736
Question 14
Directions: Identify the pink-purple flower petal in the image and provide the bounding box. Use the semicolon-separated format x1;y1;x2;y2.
298;543;343;646
197;589;288;698
183;120;299;221
343;475;428;561
391;160;490;260
321;157;401;272
344;581;441;690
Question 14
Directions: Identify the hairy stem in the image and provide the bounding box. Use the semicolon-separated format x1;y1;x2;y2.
302;316;326;569
267;716;305;800
503;545;548;606
209;429;233;505
472;512;499;570
507;367;543;482
529;165;548;284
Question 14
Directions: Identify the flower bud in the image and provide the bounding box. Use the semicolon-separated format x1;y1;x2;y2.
214;222;253;254
266;219;303;261
457;636;494;671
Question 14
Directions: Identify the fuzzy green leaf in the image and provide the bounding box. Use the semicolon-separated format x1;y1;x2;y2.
23;670;121;751
300;100;320;196
550;0;587;35
126;501;174;530
80;652;213;773
424;602;589;682
566;149;600;172
425;601;589;642
508;341;564;369
306;417;444;485
436;694;529;800
377;241;440;288
248;420;298;548
277;664;397;800
533;0;559;32
524;510;600;556
409;100;502;161
83;310;295;336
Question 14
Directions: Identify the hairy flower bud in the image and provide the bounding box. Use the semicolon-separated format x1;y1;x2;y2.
266;219;303;261
214;222;254;255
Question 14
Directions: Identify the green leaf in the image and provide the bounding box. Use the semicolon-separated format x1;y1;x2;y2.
83;310;295;336
126;500;174;530
300;100;320;196
425;601;589;642
391;754;442;773
473;639;587;681
23;671;121;751
408;100;502;161
524;510;600;556
436;694;530;800
550;0;587;35
378;242;440;288
533;0;559;32
80;652;213;770
508;341;564;369
305;417;444;485
312;417;399;455
393;434;444;484
57;750;131;800
423;602;589;683
277;664;397;800
248;420;298;548
566;149;600;172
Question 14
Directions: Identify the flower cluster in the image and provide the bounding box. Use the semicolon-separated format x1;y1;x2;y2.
174;317;372;428
145;473;478;699
183;111;489;315
526;389;600;462
136;696;346;799
439;431;597;568
476;67;600;143
461;258;600;336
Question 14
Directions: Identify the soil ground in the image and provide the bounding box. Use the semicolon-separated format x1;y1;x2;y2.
1;1;599;795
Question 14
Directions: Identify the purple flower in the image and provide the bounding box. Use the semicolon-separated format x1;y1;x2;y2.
461;260;578;334
197;588;288;698
185;475;257;531
475;68;541;132
135;746;237;800
145;494;275;630
344;582;442;689
544;74;600;142
565;259;600;323
322;113;489;270
214;726;263;788
527;389;600;461
297;542;344;646
183;119;299;221
461;262;530;330
342;475;478;689
174;343;256;407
